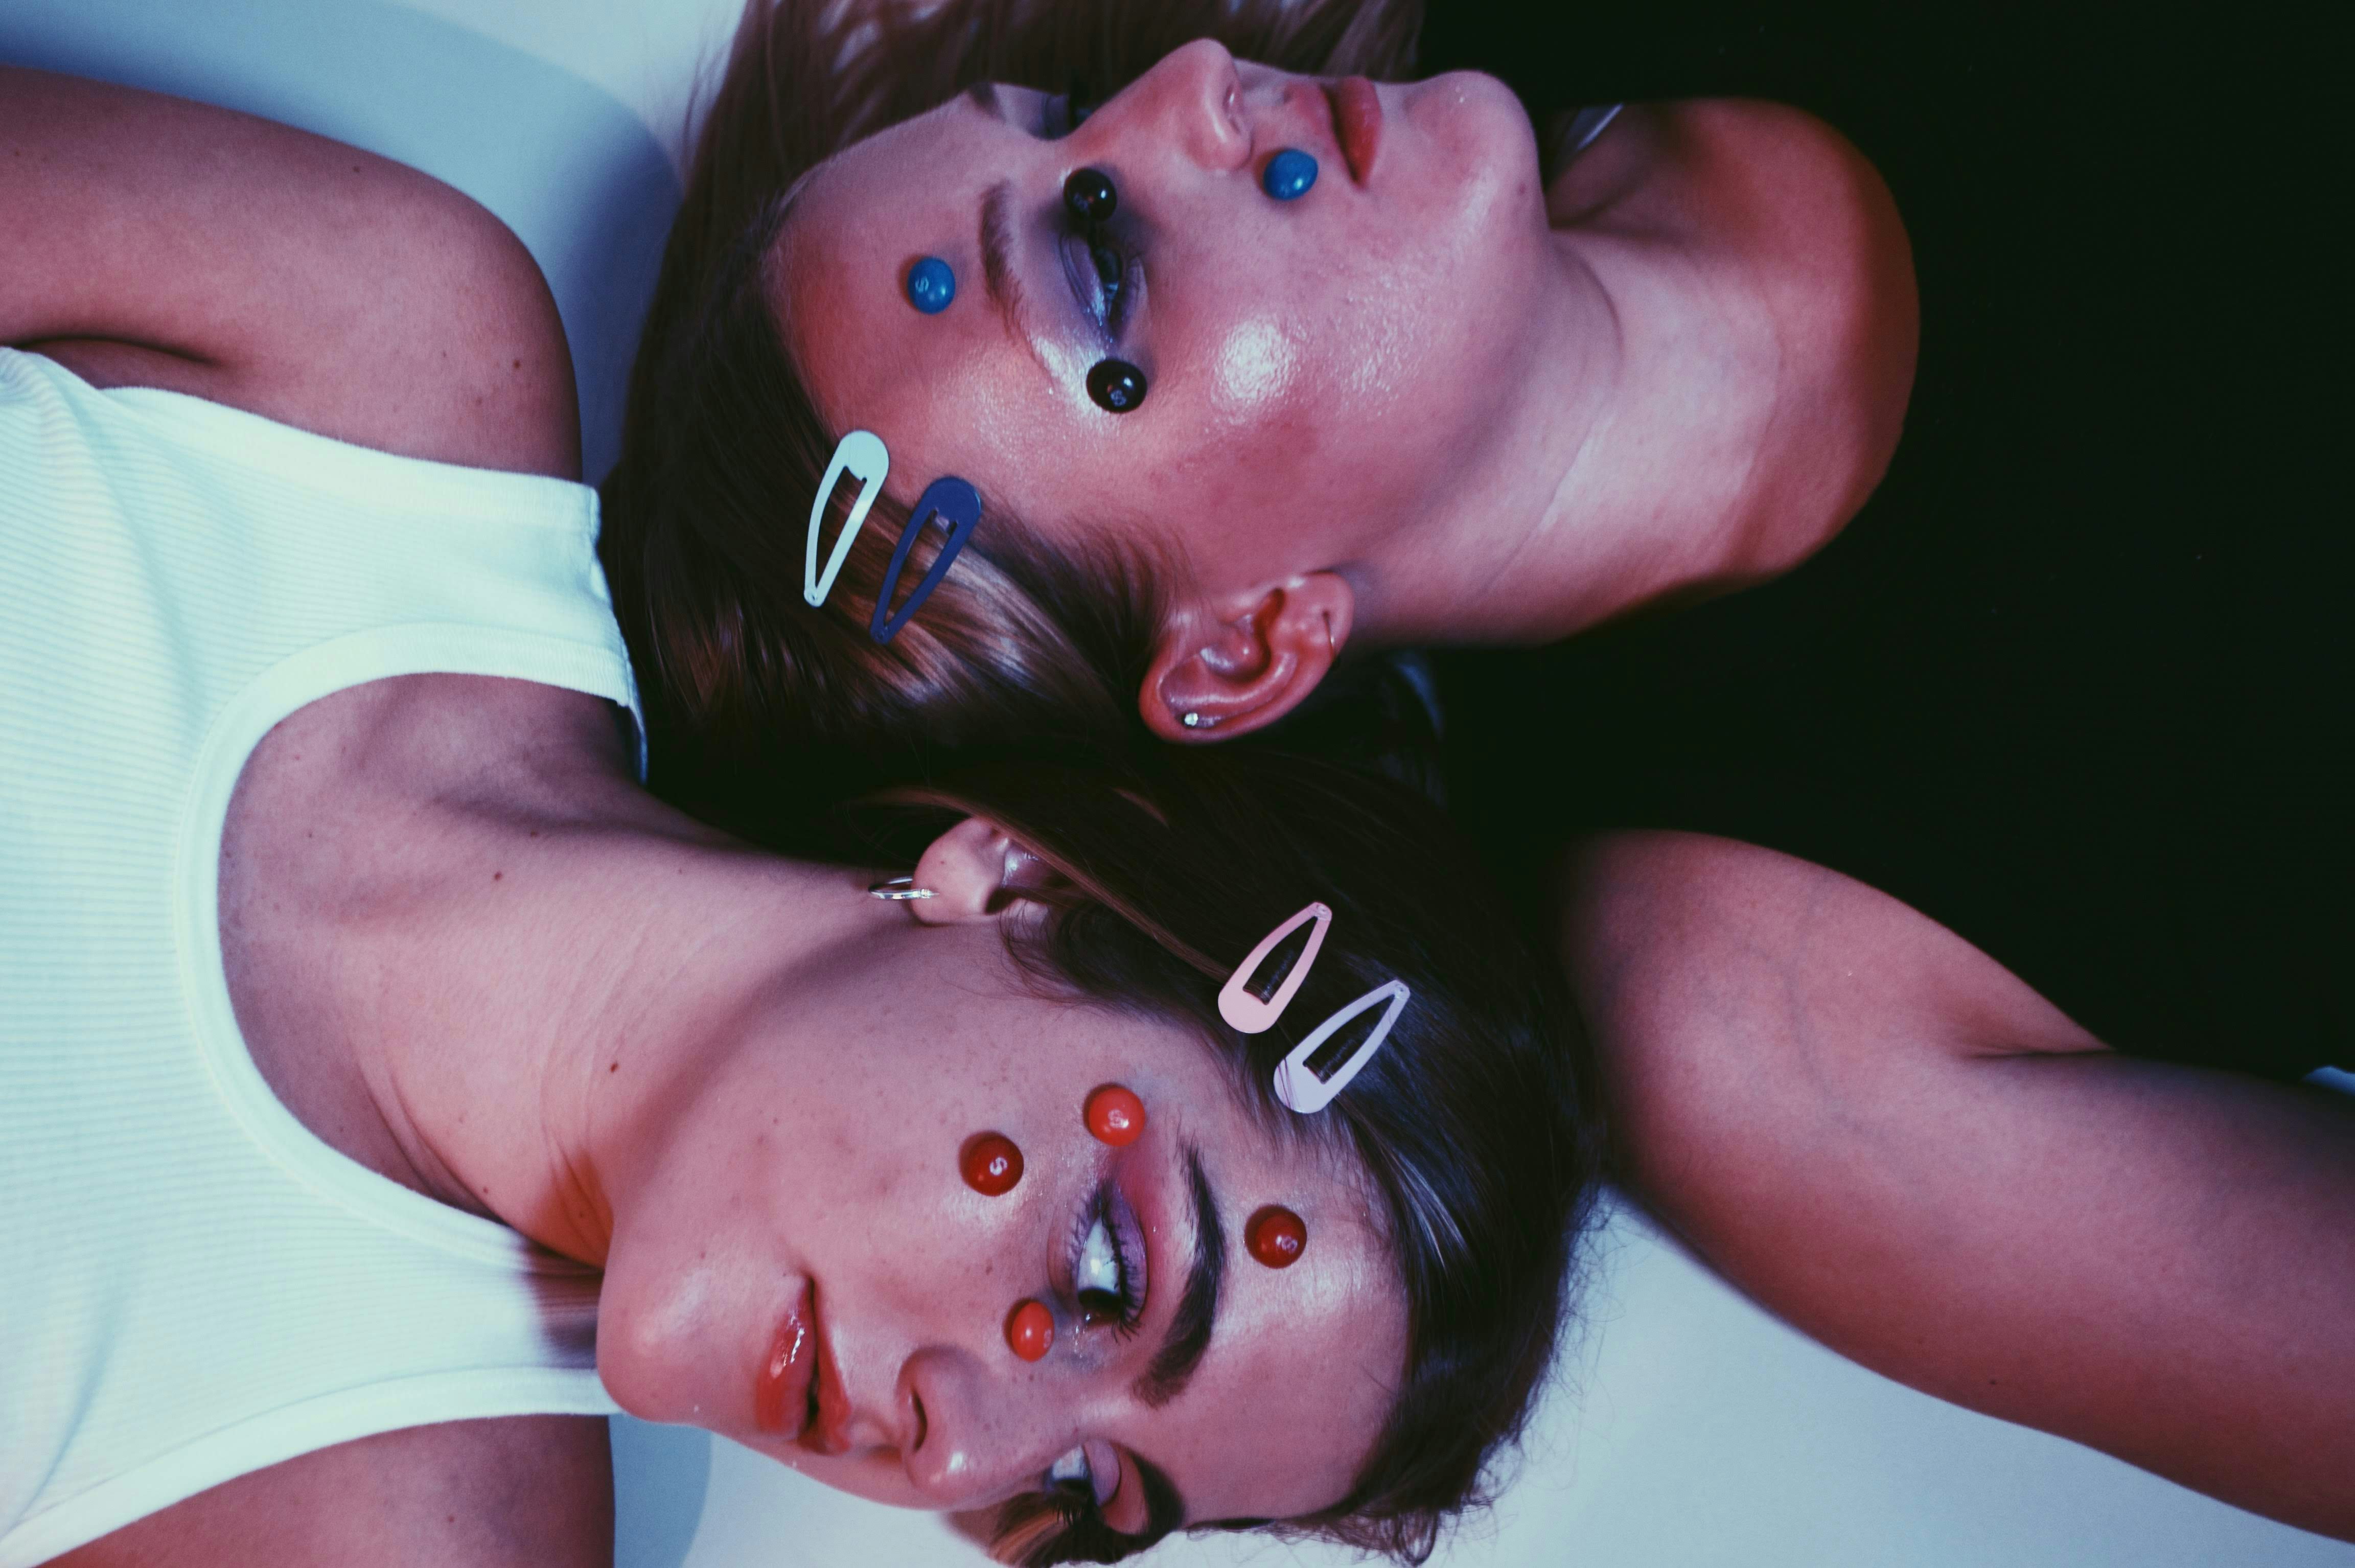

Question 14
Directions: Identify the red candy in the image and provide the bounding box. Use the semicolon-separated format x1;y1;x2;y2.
960;1133;1024;1197
1006;1299;1055;1362
1083;1085;1146;1147
1245;1206;1307;1269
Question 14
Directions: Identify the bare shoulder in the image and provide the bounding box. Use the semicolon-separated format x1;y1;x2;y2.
53;1416;613;1568
1560;831;2101;1157
3;69;578;476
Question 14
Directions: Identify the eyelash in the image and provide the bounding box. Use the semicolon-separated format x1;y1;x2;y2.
1038;80;1138;339
1068;1183;1147;1335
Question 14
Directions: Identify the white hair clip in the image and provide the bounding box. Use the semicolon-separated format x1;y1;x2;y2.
804;430;890;608
1218;902;1332;1033
1273;979;1411;1114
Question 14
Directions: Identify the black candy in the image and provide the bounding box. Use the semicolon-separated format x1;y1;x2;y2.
1086;358;1147;413
1063;167;1118;224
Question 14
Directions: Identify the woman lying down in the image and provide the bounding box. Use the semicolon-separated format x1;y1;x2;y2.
0;67;1599;1567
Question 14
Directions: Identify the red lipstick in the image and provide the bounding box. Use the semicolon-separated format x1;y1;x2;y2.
1330;76;1382;185
801;1302;857;1457
753;1282;817;1438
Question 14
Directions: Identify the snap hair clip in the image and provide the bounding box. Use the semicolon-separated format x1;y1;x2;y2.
804;429;890;608
1218;902;1332;1033
1273;978;1409;1114
870;476;983;644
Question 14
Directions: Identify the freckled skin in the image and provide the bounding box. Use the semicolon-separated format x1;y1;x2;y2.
779;41;1551;598
592;915;1404;1528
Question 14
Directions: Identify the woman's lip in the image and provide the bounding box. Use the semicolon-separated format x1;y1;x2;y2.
753;1282;817;1439
1329;76;1382;185
799;1292;857;1458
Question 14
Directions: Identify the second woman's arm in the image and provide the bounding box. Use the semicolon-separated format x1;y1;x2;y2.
0;65;577;477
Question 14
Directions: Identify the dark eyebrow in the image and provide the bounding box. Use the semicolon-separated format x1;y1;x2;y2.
977;179;1029;351
1134;1146;1226;1410
964;81;1005;120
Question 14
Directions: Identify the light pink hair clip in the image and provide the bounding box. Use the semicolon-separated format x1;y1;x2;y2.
1218;902;1332;1033
1219;903;1410;1114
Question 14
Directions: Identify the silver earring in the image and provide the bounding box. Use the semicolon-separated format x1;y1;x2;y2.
868;876;936;901
1182;712;1207;729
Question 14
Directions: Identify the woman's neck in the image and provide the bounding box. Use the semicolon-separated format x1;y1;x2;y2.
220;673;868;1265
1365;101;1917;645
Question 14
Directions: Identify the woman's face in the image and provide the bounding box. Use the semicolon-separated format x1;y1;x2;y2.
778;39;1549;597
595;911;1406;1534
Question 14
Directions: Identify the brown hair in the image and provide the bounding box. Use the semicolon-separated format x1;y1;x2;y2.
838;741;1601;1565
598;0;1423;844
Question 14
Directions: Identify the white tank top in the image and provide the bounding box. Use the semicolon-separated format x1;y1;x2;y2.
0;349;636;1566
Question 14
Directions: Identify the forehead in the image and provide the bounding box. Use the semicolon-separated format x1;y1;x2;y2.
776;103;1025;426
1141;1141;1407;1519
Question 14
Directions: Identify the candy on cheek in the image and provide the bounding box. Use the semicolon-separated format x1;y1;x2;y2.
1083;1085;1146;1147
960;1133;1025;1196
1245;1206;1308;1269
1006;1299;1056;1361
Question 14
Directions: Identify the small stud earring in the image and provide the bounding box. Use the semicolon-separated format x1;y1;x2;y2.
1261;148;1319;201
868;876;935;901
1086;358;1147;413
1181;712;1203;729
904;256;956;313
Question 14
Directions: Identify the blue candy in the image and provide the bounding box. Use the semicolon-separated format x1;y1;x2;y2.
905;256;956;314
1261;148;1319;202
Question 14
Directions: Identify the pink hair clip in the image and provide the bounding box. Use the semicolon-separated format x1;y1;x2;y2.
1218;902;1332;1033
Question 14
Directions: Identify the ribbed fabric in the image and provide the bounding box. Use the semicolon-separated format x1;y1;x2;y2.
0;349;638;1566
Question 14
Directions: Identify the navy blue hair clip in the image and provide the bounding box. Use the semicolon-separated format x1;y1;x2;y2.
870;476;983;644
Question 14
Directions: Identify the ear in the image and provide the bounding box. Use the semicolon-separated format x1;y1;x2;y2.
1139;572;1354;744
906;815;1064;926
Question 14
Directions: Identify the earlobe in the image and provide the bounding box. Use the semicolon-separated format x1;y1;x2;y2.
906;816;1062;926
1141;573;1354;744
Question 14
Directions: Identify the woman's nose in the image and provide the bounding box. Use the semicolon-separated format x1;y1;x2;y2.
895;1342;1078;1506
1098;37;1250;174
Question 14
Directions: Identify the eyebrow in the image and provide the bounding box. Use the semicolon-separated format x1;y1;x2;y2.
965;81;1006;121
977;178;1030;353
1133;1146;1226;1410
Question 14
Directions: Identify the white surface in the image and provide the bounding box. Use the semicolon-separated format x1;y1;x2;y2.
5;4;2348;1563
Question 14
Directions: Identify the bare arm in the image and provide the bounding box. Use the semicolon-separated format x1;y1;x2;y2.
52;1417;614;1567
0;65;578;476
1564;831;2355;1539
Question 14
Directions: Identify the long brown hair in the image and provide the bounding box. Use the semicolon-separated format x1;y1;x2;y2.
837;741;1600;1565
598;0;1423;845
